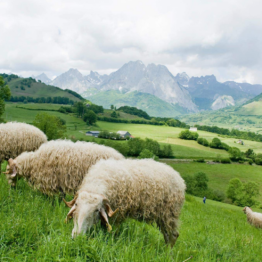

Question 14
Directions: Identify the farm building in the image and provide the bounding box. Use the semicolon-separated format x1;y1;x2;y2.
237;139;244;145
117;131;132;138
190;127;197;132
86;131;100;137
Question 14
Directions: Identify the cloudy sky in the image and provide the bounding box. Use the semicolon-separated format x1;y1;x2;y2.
0;0;262;83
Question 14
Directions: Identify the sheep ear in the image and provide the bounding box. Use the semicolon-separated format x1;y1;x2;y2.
102;199;119;218
99;207;112;232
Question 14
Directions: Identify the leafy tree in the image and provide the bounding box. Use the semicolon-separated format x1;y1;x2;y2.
33;113;66;140
194;172;209;191
83;110;97;125
210;138;222;148
110;105;114;110
75;102;85;117
144;138;160;155
110;111;117;118
138;149;159;160
128;138;145;156
159;144;173;158
0;76;11;121
229;147;243;161
245;149;256;159
179;130;199;140
226;178;243;203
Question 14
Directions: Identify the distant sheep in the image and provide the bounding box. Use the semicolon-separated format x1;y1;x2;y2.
4;140;124;194
64;159;186;247
0;122;47;163
243;207;262;228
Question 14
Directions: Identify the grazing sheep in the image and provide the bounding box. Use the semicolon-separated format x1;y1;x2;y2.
4;140;124;194
243;207;262;228
64;159;186;247
0;122;47;173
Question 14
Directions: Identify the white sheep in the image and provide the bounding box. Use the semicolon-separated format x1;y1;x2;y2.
0;122;47;173
243;207;262;228
64;158;186;247
4;140;124;194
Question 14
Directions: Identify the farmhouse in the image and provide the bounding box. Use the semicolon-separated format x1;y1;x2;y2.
190;127;197;132
117;131;132;138
86;131;100;137
237;139;244;145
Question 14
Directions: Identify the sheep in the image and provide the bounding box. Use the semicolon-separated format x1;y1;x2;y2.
64;158;186;247
4;140;124;195
0;122;47;173
243;207;262;228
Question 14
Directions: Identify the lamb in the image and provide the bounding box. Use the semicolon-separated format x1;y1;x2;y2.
243;207;262;228
4;140;124;194
64;159;186;247
0;122;47;173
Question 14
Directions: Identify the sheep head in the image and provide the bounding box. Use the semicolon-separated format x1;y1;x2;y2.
243;207;252;214
64;192;119;238
4;158;18;187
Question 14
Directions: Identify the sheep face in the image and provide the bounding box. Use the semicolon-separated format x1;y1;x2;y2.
4;158;19;187
64;192;119;238
243;207;252;214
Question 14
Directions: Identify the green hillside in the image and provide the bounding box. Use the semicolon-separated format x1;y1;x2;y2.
84;90;188;117
1;74;83;102
0;165;261;261
180;91;262;133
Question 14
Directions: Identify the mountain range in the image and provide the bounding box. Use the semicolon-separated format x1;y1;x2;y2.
34;61;262;117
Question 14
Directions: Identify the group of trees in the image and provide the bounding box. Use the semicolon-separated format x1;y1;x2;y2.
227;178;260;207
179;130;199;140
10;96;75;105
33;113;67;140
117;106;151;120
0;76;11;122
195;124;262;143
183;172;225;202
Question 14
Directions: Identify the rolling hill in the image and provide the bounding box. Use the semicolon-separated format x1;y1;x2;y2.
1;74;84;102
86;90;189;117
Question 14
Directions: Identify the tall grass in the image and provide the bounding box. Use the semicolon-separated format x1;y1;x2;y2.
1;162;261;261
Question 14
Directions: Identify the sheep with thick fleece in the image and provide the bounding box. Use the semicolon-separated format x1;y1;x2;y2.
4;140;124;194
0;122;47;163
243;207;262;228
64;159;186;247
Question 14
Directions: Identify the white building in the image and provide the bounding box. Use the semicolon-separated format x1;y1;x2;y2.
189;127;197;132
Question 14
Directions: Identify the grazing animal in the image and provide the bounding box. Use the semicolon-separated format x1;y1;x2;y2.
0;122;47;175
243;207;262;228
4;140;124;194
64;159;186;247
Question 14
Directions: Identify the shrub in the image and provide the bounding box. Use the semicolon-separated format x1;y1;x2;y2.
221;158;231;164
212;190;226;202
179;130;199;140
238;159;245;164
255;157;262;165
194;158;205;163
229;147;243;161
248;159;253;165
197;137;209;147
138;149;159;160
213;158;220;163
159;144;173;158
210;138;222;148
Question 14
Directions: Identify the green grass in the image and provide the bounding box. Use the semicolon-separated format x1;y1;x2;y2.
169;162;262;195
5;102;262;158
1;162;261;261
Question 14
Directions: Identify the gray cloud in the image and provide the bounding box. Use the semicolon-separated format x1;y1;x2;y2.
0;0;262;84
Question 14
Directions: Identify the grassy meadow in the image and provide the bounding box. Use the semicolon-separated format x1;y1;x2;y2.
1;162;261;262
168;162;262;199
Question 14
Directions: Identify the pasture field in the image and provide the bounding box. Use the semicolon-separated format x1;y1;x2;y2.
0;162;261;261
4;102;262;158
168;162;262;197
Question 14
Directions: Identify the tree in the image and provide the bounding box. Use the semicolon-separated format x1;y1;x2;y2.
194;172;209;191
229;147;242;161
33;113;66;140
110;105;114;110
128;138;145;156
179;130;199;140
245;149;256;159
144;138;160;155
210;138;222;148
83;110;97;125
110;111;117;118
226;178;243;204
138;149;159;160
0;76;11;121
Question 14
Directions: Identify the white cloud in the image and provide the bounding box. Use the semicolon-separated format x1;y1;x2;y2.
0;0;262;84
